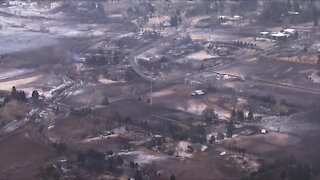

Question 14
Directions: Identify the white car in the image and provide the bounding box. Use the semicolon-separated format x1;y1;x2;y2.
261;129;267;134
190;90;205;96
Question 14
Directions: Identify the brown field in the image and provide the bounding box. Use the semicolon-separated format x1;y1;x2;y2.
0;130;57;180
223;132;300;155
152;84;237;119
155;150;246;180
274;54;318;64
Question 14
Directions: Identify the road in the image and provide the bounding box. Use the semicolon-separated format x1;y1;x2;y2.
208;70;320;95
128;35;177;81
191;31;320;96
126;22;320;97
102;30;320;106
211;32;320;72
0;79;81;142
128;23;190;81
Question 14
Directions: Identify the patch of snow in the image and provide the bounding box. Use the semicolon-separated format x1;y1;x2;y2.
0;69;34;81
175;141;192;158
119;151;167;165
82;134;118;143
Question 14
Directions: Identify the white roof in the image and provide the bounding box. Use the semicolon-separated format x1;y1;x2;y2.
261;129;267;134
284;28;296;34
270;32;288;37
233;15;242;19
288;11;299;15
194;90;204;94
260;31;269;35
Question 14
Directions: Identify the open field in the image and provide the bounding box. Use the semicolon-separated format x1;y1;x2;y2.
0;129;57;180
156;150;246;180
224;132;300;155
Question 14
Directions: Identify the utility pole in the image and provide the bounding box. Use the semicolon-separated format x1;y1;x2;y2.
150;78;153;105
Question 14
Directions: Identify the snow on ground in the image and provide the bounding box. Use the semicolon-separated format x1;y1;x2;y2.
134;152;166;164
115;32;135;39
70;88;87;96
146;15;170;27
46;22;110;38
189;28;239;42
0;17;107;52
98;76;120;85
0;28;57;54
309;72;320;84
0;68;34;81
136;47;159;61
310;43;320;52
0;1;62;17
64;82;96;98
42;78;73;99
0;70;72;100
178;100;206;115
2;108;37;133
119;151;167;165
152;89;175;98
190;15;211;25
175;99;229;119
235;97;248;110
187;50;217;61
0;74;72;99
175;141;192;158
82;134;119;143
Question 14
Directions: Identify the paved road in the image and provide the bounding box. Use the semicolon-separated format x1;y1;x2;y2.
128;34;181;81
200;32;320;96
128;22;191;81
0;79;80;142
208;70;320;95
211;32;320;72
126;23;320;96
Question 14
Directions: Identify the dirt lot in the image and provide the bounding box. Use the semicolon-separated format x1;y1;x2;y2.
223;132;300;155
62;81;148;107
152;84;237;119
218;54;320;93
0;129;57;180
274;110;320;166
155;149;246;180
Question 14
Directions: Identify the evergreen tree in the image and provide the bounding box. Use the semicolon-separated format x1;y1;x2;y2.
237;110;244;121
230;109;237;120
217;132;224;140
248;111;254;121
226;120;234;138
170;174;176;180
102;97;109;106
19;91;27;102
202;107;216;123
209;135;215;144
32;90;40;100
11;86;17;98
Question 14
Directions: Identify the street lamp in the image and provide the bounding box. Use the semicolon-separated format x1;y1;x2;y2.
149;77;156;106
